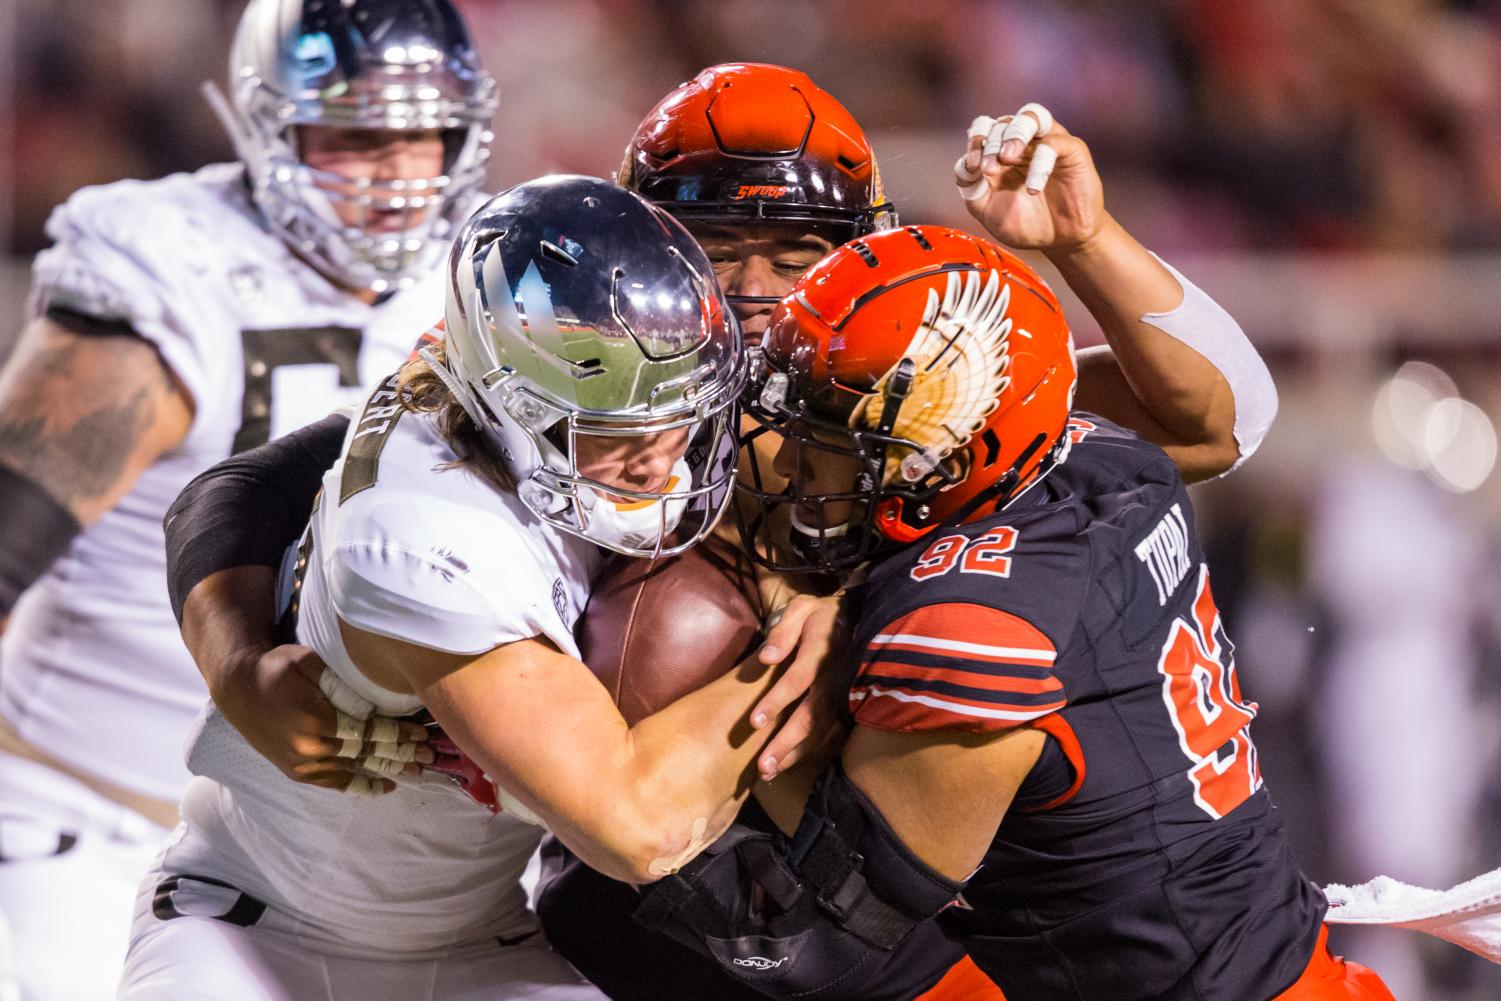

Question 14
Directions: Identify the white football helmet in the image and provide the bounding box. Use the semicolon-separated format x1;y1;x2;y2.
208;0;497;293
424;175;745;557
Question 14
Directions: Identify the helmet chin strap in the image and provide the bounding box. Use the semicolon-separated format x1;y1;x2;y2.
789;506;850;540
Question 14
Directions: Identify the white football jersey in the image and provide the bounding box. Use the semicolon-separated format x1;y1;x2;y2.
0;163;448;802
176;390;601;951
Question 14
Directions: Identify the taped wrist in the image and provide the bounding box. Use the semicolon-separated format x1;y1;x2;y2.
1141;254;1278;471
165;413;349;622
634;765;960;999
0;463;81;615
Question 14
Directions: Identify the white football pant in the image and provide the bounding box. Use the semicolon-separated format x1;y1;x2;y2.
118;859;605;1001
0;754;167;1001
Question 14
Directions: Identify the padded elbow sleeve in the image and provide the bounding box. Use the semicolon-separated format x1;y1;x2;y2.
634;765;961;1000
164;413;349;622
0;464;81;616
1142;255;1278;470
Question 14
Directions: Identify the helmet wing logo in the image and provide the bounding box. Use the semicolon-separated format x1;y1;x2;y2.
861;269;1016;478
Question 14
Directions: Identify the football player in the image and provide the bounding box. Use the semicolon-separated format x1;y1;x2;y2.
636;224;1395;1001
0;2;494;997
158;68;1279;1000
118;177;805;1000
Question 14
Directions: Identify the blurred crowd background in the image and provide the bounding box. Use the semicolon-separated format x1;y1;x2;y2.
2;1;1500;998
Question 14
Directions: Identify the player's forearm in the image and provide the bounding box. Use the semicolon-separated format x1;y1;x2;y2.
606;653;787;878
1046;217;1233;447
179;566;280;706
409;634;782;884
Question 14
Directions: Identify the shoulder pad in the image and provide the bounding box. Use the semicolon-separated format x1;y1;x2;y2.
851;509;1090;734
29;167;260;405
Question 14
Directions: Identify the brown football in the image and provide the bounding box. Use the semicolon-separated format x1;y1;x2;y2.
577;534;764;725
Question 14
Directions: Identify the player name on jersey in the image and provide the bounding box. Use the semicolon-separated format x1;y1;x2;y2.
1135;502;1193;606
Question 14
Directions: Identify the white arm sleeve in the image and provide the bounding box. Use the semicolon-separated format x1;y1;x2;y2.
1141;255;1278;472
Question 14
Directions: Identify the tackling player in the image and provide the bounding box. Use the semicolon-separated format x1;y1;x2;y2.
637;224;1395;1001
0;2;494;997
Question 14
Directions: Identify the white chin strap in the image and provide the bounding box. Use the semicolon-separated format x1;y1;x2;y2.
577;457;693;552
790;506;850;541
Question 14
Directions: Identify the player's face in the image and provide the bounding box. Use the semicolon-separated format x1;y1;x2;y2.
297;125;448;231
573;424;693;503
685;223;836;344
770;421;866;531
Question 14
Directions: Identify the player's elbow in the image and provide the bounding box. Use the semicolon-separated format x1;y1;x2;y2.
567;823;679;886
590;790;726;885
1175;434;1243;484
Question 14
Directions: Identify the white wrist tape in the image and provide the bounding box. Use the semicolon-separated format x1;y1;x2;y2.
1141;255;1278;471
320;668;375;718
367;739;419;763
359;755;406;779
995;103;1053;153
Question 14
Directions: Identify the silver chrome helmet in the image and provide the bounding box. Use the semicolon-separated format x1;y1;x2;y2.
424;175;745;557
209;0;497;293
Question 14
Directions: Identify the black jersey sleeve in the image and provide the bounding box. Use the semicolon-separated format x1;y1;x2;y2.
163;413;349;622
848;503;1092;735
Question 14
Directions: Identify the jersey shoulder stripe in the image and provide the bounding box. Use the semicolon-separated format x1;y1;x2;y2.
851;602;1063;733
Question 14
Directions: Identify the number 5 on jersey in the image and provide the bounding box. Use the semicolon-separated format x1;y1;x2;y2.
1157;565;1262;820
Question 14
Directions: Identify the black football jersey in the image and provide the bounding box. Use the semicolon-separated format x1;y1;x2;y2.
845;415;1325;1001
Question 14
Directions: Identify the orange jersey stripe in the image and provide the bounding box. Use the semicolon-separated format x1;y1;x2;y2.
871;603;1055;661
858;659;1065;696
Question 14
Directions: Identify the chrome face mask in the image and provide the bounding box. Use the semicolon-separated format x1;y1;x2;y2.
212;0;498;293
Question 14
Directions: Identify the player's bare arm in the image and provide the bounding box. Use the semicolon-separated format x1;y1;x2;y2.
341;620;792;885
0;312;194;525
0;313;193;628
956;106;1273;482
843;724;1045;881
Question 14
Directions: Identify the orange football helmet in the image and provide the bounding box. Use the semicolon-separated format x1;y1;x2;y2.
619;63;896;243
738;225;1077;572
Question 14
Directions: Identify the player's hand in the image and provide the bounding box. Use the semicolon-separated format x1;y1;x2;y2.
215;644;433;795
953;103;1108;253
750;593;850;780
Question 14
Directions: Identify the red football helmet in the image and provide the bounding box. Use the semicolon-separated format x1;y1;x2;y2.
738;225;1077;572
618;63;897;246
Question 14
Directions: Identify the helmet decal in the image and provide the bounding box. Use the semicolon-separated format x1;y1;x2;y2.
858;269;1016;480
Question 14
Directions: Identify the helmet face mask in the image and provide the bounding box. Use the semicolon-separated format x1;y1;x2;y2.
432;176;745;558
216;0;497;293
736;353;962;574
734;225;1077;576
